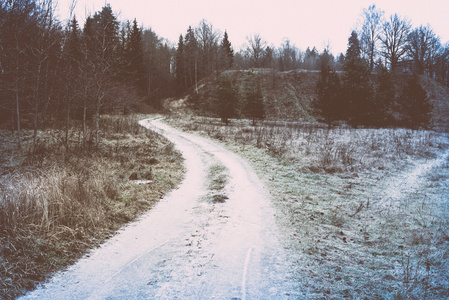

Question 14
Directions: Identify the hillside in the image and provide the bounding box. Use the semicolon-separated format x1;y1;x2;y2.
168;70;319;122
167;70;449;130
420;75;449;131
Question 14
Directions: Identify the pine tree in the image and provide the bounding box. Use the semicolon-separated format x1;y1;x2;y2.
215;74;238;124
342;31;374;127
127;19;146;94
316;50;342;128
346;31;361;62
374;66;395;126
304;46;319;70
64;16;82;141
244;73;265;125
67;17;82;69
175;34;186;94
220;30;234;69
264;46;274;68
184;26;198;89
401;76;432;129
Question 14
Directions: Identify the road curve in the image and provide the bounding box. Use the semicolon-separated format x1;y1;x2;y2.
21;117;298;299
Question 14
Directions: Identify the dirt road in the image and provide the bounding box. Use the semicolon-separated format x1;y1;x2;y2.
21;117;298;299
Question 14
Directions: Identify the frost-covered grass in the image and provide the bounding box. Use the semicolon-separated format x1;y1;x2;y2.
0;115;184;299
167;116;449;299
176;117;445;174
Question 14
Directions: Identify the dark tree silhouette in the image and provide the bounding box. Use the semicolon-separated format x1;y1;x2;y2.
359;4;384;72
215;74;239;124
400;76;432;129
342;31;375;127
175;34;186;94
406;25;440;76
316;50;342;127
244;73;265;125
126;19;146;94
374;66;395;126
220;30;234;69
380;14;411;72
184;26;198;91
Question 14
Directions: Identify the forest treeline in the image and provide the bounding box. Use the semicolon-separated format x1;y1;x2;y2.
0;1;175;150
1;1;449;150
313;5;447;129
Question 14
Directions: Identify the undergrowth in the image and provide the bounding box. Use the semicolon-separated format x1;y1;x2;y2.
171;117;447;174
0;114;184;299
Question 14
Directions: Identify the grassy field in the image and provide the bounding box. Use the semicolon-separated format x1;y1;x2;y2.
0;115;184;299
166;116;449;299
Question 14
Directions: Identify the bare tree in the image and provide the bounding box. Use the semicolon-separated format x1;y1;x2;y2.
406;25;440;76
29;0;61;148
359;4;384;71
279;38;298;71
1;0;42;150
79;5;119;147
435;43;449;86
245;34;267;68
380;14;411;72
196;19;220;79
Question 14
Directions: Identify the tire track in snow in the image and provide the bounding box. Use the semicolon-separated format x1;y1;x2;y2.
377;148;449;209
20;117;298;299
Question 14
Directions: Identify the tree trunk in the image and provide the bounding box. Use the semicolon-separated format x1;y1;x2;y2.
95;94;104;147
95;102;100;147
33;62;42;149
65;98;70;146
83;96;87;146
195;55;199;94
15;85;22;151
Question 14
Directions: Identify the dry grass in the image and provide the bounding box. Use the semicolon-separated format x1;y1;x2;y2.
167;116;449;299
172;117;444;174
0;114;184;299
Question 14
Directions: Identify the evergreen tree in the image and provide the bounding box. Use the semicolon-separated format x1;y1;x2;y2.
264;46;274;68
175;34;186;94
215;74;238;124
184;26;198;89
67;17;82;69
142;29;175;108
342;31;374;127
63;16;82;139
374;66;395;126
97;4;119;61
335;53;345;71
244;73;265;125
126;19;146;94
315;50;342;127
400;76;432;129
346;31;361;61
1;0;42;149
304;46;319;70
220;30;234;69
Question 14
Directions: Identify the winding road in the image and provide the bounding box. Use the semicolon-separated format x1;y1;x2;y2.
21;118;298;299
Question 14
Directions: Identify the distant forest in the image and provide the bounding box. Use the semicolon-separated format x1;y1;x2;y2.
1;1;449;148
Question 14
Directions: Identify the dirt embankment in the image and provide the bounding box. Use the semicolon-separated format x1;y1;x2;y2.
175;70;449;130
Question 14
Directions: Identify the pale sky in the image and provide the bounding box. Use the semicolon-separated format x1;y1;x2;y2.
55;0;449;55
